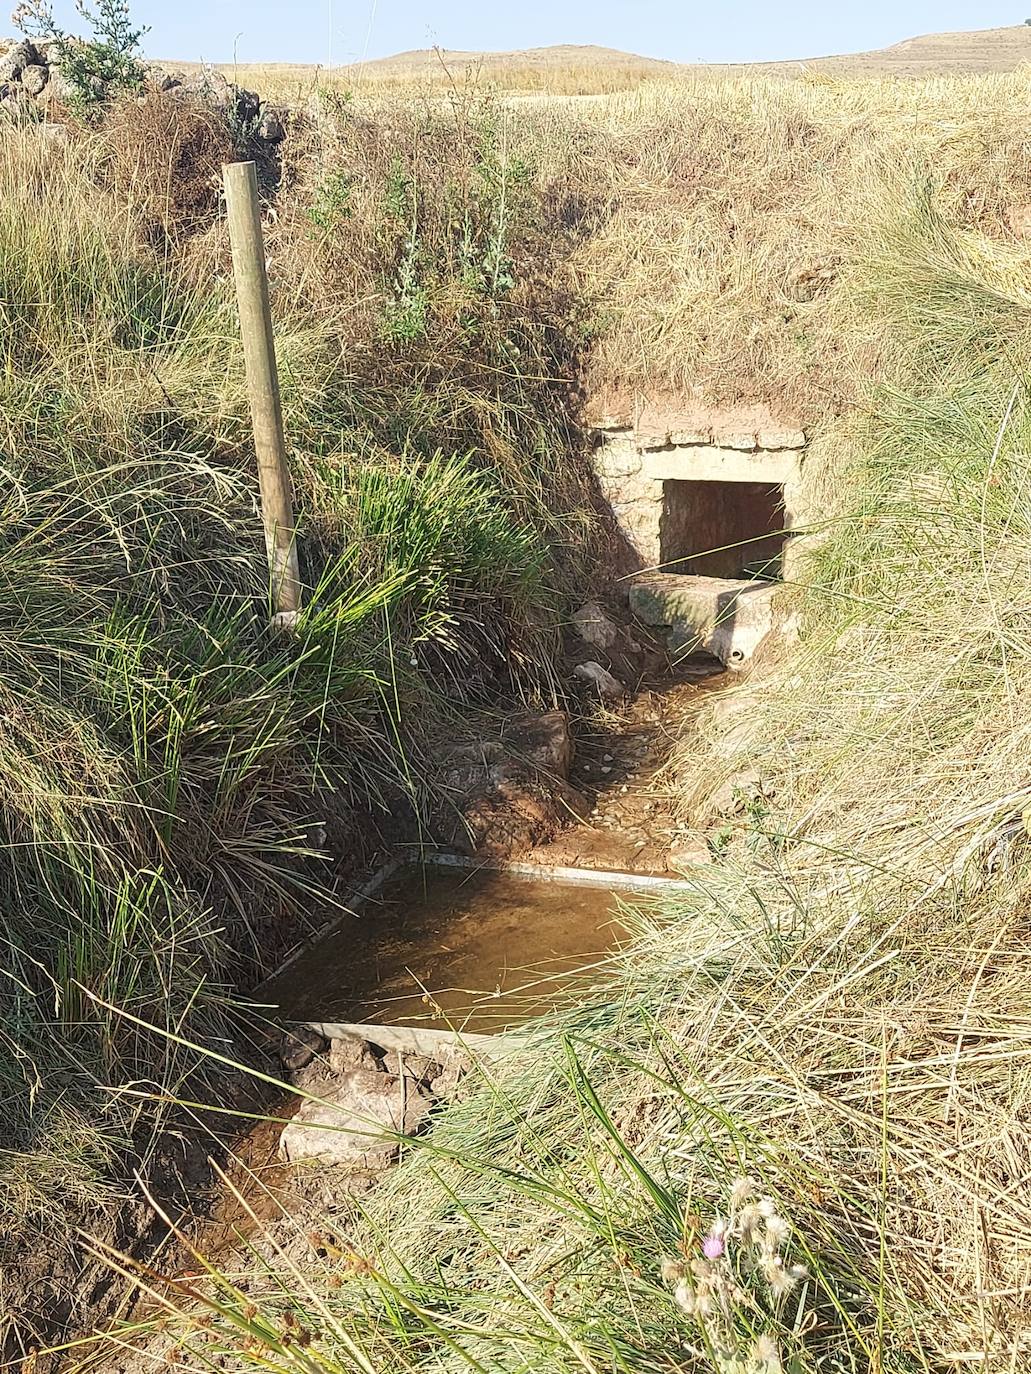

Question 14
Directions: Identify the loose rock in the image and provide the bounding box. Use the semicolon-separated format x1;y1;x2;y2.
573;661;625;700
328;1036;380;1075
667;833;711;871
279;1025;327;1071
20;63;47;97
279;1070;432;1169
572;600;619;652
0;39;38;82
256;109;286;142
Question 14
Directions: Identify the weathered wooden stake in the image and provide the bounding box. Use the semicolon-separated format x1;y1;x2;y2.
223;159;302;619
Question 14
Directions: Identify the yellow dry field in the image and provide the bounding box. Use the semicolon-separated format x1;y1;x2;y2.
175;24;1031;99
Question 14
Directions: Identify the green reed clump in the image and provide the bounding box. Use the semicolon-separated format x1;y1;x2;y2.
0;103;587;1353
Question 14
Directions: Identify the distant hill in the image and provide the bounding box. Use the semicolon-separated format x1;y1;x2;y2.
173;27;1031;97
326;27;1031;80
736;25;1031;77
347;44;675;77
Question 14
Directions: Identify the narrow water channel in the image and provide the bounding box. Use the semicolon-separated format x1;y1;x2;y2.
260;862;633;1034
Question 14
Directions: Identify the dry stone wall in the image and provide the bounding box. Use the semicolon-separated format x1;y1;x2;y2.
0;37;285;141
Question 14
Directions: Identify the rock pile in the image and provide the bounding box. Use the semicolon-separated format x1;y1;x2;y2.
0;38;286;142
278;1028;471;1170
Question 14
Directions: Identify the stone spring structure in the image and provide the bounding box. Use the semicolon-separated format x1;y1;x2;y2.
589;398;809;668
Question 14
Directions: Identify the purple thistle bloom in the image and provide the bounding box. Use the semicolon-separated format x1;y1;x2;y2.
702;1231;725;1260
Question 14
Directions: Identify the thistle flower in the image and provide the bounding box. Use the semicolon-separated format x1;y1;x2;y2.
702;1228;726;1260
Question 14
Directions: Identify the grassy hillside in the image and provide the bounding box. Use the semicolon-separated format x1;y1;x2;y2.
120;73;1031;1372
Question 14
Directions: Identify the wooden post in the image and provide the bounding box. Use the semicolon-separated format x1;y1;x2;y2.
223;159;302;619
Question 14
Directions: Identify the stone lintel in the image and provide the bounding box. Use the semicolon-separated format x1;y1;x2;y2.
642;447;800;485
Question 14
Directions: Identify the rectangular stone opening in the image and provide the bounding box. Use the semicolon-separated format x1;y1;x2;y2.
660;479;787;580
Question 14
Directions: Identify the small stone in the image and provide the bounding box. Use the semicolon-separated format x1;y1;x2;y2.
573;661;624;700
328;1036;379;1075
571;600;619;652
400;1053;442;1086
600;765;612;774
667;834;711;871
279;1026;327;1072
429;1055;468;1100
504;710;573;777
20;64;48;97
256;108;286;142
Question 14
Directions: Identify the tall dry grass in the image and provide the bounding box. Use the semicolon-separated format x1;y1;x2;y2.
94;73;1031;1374
0;91;599;1355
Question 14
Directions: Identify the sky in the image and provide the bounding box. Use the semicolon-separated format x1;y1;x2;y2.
37;1;1026;67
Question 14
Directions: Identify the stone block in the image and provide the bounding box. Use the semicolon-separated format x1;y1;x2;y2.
629;573;782;670
670;429;713;446
280;1070;432;1169
593;438;641;480
642;447;798;485
757;426;806;450
719;432;759;451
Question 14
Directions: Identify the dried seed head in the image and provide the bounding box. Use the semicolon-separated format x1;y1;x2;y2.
765;1214;790;1248
729;1176;754;1208
752;1333;782;1371
660;1257;685;1284
673;1280;696;1315
737;1202;763;1243
693;1285;714;1318
766;1261;798;1298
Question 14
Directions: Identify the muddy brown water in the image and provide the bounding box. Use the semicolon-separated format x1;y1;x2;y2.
259;863;636;1034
